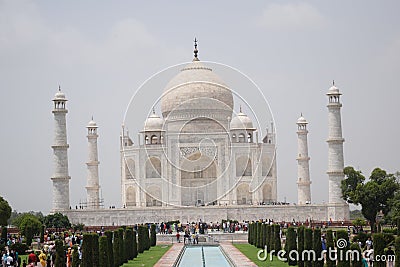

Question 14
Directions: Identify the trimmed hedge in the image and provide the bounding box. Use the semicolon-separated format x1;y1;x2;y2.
92;233;99;267
312;229;323;267
132;230;138;259
285;227;297;266
395;236;400;267
113;230;120;267
54;239;65;267
304;228;313;267
326;229;335;267
72;244;80;267
336;230;350;267
104;231;114;267
372;233;385;267
99;236;108;267
297;226;305;267
273;224;281;255
150;224;157;247
349;242;362;267
81;234;93;267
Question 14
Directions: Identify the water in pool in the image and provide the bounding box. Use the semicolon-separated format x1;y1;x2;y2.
178;246;232;267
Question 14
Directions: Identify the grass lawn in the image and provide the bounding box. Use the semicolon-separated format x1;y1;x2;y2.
122;245;171;267
234;243;295;267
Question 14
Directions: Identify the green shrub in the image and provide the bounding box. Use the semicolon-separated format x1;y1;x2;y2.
326;230;335;267
81;234;93;267
273;224;281;255
92;233;99;267
105;231;114;267
297;226;305;267
336;230;350;267
113;230;120;267
349;243;362;267
261;223;266;248
125;228;134;260
1;227;7;243
285;227;297;266
98;236;108;267
383;233;395;247
9;242;29;255
118;228;124;264
373;233;385;267
266;224;272;252
150;224;156;247
352;232;371;245
256;222;262;248
132;230;138;259
54;239;65;267
382;228;397;235
71;244;80;267
395;236;400;267
40;225;45;243
312;229;323;267
248;223;252;244
304;228;313;267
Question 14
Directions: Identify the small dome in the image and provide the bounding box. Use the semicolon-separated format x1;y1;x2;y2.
297;115;308;124
327;85;341;95
230;111;254;130
54;90;66;100
87;119;97;128
144;112;164;131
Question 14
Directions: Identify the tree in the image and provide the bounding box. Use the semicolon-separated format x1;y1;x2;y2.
118;228;124;264
72;244;80;267
304;228;313;267
312;229;323;267
297;226;305;267
0;196;11;226
342;167;399;232
266;224;271;253
99;236;108;267
326;230;335;267
19;214;42;242
105;231;114;267
43;212;71;229
273;224;281;255
395;236;400;267
1;227;7;243
81;234;93;267
285;227;297;266
125;228;134;260
150;224;156;247
113;230;120;267
92;233;99;267
54;239;65;267
336;230;350;267
373;233;386;267
132;230;138;259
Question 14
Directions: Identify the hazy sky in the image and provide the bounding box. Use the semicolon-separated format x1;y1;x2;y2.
1;0;399;214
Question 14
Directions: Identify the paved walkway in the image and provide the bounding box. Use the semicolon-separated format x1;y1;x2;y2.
154;242;184;267
220;242;257;267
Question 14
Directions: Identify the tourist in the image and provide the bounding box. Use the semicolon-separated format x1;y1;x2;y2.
365;237;372;250
386;246;395;267
176;232;180;243
66;248;72;267
39;250;47;267
27;251;36;265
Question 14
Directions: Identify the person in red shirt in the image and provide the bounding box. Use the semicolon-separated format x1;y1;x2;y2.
28;251;36;264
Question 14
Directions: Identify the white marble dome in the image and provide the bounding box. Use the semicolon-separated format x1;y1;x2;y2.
54;90;66;100
87;119;97;127
297;115;308;124
327;85;340;95
160;60;234;119
230;111;254;130
144;112;164;131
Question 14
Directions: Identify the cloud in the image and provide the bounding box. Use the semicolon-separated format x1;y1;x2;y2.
257;2;325;31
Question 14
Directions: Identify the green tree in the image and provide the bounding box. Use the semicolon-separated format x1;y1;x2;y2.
72;244;80;267
342;167;399;232
373;233;386;267
395;236;400;267
125;228;134;260
54;239;65;267
113;230;120;267
273;224;281;255
99;236;109;267
19;214;42;243
118;228;124;264
297;226;305;267
326;230;335;267
312;229;323;267
43;213;71;229
266;224;271;253
105;231;114;267
304;228;313;267
336;230;350;267
150;224;156;247
1;227;7;243
81;234;93;267
285;227;297;266
92;233;99;267
0;196;11;226
256;222;262;248
132;230;138;259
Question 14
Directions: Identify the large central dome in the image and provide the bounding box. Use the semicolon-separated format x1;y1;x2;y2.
160;60;234;122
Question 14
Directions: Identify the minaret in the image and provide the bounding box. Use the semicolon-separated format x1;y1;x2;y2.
327;82;345;204
86;118;100;209
51;87;71;211
296;114;311;205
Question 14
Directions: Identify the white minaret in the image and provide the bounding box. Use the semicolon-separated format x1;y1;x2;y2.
296;114;311;205
327;82;345;204
51;87;71;211
86;118;100;209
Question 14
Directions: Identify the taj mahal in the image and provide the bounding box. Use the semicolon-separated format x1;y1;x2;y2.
52;42;349;226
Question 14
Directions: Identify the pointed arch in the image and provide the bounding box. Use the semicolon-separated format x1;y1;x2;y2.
236;183;251;205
